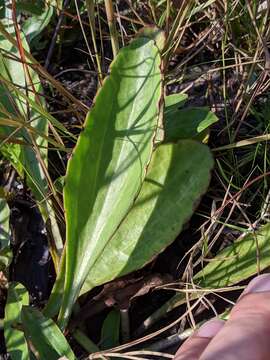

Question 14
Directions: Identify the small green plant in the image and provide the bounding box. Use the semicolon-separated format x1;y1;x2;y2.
0;22;215;357
1;1;269;358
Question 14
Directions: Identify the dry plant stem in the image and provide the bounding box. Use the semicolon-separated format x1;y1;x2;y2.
205;171;270;222
105;0;119;58
86;0;103;85
11;4;63;204
114;12;146;26
163;0;191;64
125;0;145;25
91;354;145;360
146;307;228;353
90;351;174;360
75;0;99;85
0;22;88;112
58;5;146;27
234;0;270;136
125;351;173;358
45;0;71;69
193;168;254;271
165;0;170;35
115;3;126;47
11;1;63;266
89;298;202;357
170;20;221;76
213;134;270;151
167;59;264;87
146;331;193;352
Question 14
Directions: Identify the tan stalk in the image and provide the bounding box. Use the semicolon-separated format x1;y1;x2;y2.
104;0;119;58
86;0;103;85
74;0;100;87
0;22;88;113
9;3;63;267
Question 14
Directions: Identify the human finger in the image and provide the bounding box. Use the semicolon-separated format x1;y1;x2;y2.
174;319;224;360
200;274;270;360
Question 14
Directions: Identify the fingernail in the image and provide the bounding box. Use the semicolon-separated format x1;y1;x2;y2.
196;319;224;338
241;274;270;297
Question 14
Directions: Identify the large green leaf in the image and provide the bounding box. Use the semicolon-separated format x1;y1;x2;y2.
45;140;213;318
139;223;270;331
81;140;213;294
4;282;30;360
21;307;75;360
58;28;165;328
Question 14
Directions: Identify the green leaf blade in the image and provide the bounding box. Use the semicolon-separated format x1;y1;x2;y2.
164;106;218;142
81;140;213;293
100;309;121;350
139;223;270;331
0;21;63;256
22;2;54;44
4;283;30;360
195;223;270;287
21;307;76;360
0;23;48;204
0;195;10;249
59;28;165;328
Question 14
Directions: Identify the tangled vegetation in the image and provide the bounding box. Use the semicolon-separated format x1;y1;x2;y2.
0;0;270;359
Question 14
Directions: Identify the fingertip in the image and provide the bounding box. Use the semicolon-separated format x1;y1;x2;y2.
240;273;270;298
174;319;224;360
196;319;225;338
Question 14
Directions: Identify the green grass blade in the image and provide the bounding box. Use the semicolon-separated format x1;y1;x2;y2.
0;195;12;270
0;20;63;258
21;307;76;360
0;195;10;249
0;22;48;203
100;309;121;350
4;283;30;360
195;224;270;287
139;223;270;331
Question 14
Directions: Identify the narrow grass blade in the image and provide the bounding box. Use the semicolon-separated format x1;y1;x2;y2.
4;282;30;360
139;223;270;332
0;195;10;248
21;306;76;360
0;22;48;205
0;20;63;259
100;309;121;350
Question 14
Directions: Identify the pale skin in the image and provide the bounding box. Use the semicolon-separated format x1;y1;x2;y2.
174;274;270;360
